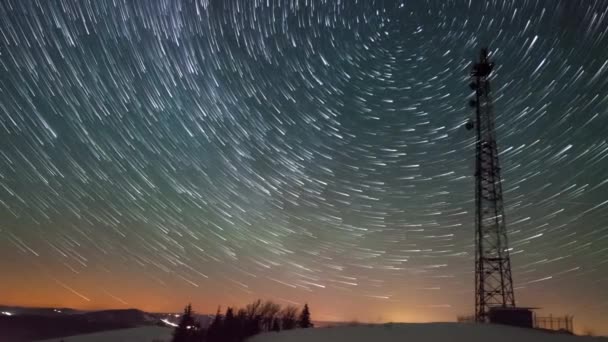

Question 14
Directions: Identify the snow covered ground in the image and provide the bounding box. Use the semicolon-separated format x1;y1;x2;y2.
250;323;606;342
36;326;173;342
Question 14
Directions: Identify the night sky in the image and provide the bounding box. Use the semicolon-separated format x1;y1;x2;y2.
1;0;607;335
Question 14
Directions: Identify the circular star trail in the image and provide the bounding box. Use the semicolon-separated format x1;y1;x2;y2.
0;0;607;333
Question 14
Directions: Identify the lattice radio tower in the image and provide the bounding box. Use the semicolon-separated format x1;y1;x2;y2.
466;48;516;322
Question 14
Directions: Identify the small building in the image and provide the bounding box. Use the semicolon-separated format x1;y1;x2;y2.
488;307;535;328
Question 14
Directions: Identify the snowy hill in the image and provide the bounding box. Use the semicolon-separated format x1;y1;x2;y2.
37;326;173;342
249;323;606;342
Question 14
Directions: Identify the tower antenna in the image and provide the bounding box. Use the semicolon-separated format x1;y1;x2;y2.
467;48;516;322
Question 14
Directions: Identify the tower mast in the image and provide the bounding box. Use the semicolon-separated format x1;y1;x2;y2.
467;48;516;322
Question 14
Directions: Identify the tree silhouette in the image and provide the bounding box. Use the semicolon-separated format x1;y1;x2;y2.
243;300;262;336
280;306;298;330
235;308;248;341
271;319;281;332
223;307;237;342
172;304;201;342
259;301;281;332
298;304;313;328
173;299;312;342
207;306;224;342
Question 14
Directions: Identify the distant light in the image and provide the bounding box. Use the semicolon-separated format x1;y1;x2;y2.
1;312;12;316
161;318;178;327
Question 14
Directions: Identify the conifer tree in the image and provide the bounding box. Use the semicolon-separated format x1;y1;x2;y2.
298;304;313;328
172;304;200;342
207;306;224;342
223;307;236;342
271;319;281;332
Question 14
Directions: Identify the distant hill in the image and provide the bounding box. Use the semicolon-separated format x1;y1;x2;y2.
0;306;82;316
0;306;213;341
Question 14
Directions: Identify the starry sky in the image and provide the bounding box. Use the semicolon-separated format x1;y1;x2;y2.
1;0;607;335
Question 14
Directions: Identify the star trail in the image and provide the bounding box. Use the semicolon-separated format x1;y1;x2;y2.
0;0;607;335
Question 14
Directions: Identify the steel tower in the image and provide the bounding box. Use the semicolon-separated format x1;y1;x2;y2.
466;48;516;322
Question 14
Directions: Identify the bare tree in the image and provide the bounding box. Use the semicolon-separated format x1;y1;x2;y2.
259;301;281;332
244;299;262;320
280;306;299;330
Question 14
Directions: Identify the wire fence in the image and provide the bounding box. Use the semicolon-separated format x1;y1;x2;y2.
534;314;574;333
456;315;475;323
457;313;574;334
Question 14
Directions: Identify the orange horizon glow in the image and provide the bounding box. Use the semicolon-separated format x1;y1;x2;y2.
1;288;605;337
2;253;606;337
